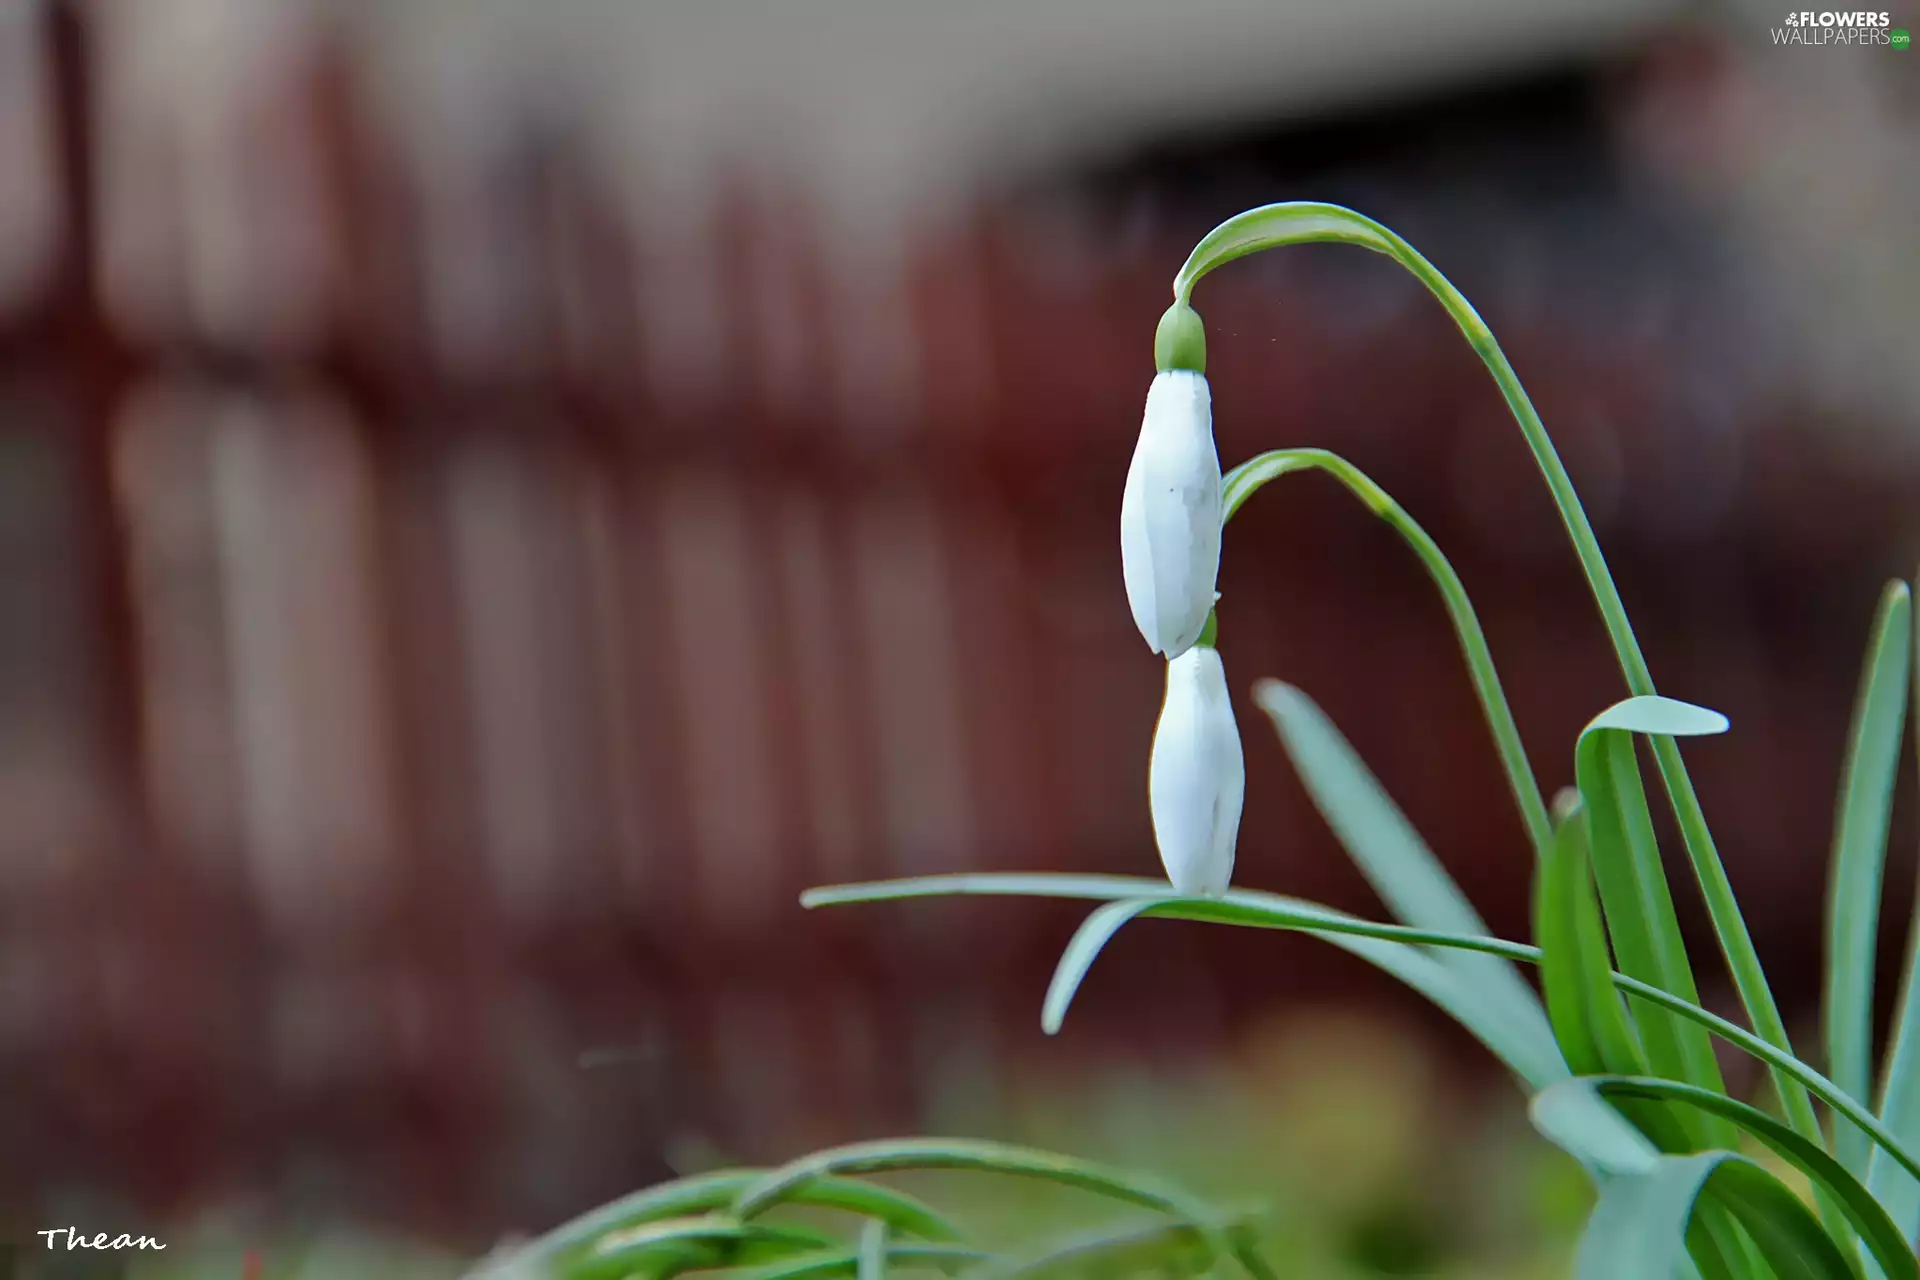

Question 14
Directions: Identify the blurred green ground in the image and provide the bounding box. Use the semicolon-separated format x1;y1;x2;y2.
29;1008;1600;1278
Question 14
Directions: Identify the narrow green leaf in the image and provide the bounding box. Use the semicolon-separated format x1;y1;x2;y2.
804;872;1208;910
1537;808;1602;1076
1043;898;1168;1034
1827;582;1913;1183
565;1216;839;1280
1537;805;1645;1078
1528;1117;1855;1280
1558;1077;1916;1280
1575;1153;1725;1280
745;1244;990;1280
803;872;1920;1187
1576;697;1737;1151
1587;696;1732;739
1535;807;1698;1161
1254;681;1562;1079
1873;884;1920;1242
857;1220;887;1280
1869;576;1920;1240
1528;1077;1660;1179
505;1167;961;1271
730;1139;1215;1229
1224;1221;1281;1280
1704;1160;1863;1280
1042;895;1572;1101
993;1218;1216;1279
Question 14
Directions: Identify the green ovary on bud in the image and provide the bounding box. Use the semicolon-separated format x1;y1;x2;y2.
1149;642;1245;896
1154;301;1206;374
1195;610;1219;649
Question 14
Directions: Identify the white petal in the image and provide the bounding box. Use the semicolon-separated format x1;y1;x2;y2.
1121;372;1220;657
1149;646;1244;895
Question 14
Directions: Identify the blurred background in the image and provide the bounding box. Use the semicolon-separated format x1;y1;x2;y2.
0;0;1916;1273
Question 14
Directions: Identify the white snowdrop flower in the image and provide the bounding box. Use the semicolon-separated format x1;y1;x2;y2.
1149;638;1244;896
1121;369;1222;657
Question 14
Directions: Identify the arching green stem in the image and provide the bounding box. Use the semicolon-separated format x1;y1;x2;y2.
1178;201;1817;1154
1222;447;1552;859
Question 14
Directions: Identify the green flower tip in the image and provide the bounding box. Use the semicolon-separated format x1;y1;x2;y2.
1195;610;1219;649
1154;301;1206;375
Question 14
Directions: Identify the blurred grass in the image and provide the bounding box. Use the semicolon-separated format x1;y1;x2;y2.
893;1007;1591;1279
58;1008;1591;1278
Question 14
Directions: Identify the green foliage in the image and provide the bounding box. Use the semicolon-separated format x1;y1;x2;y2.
1572;698;1738;1156
487;203;1920;1278
1826;583;1912;1182
469;1138;1267;1280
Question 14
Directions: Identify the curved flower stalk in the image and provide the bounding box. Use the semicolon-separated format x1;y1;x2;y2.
1165;202;1820;1158
1221;447;1553;857
1121;363;1222;658
1149;621;1244;895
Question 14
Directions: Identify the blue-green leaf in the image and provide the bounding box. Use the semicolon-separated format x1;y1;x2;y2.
565;1216;839;1280
488;1166;962;1275
1827;582;1912;1183
1571;1153;1852;1280
857;1220;887;1280
1043;897;1168;1034
1255;681;1562;1083
1575;697;1736;1151
1577;1078;1915;1280
1870;578;1920;1240
1875;880;1920;1241
1536;804;1650;1080
1041;895;1570;1096
745;1244;991;1280
729;1138;1215;1228
994;1218;1221;1279
802;873;1920;1188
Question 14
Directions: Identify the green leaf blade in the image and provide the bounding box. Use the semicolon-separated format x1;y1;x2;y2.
1253;681;1564;1082
856;1221;887;1280
1536;808;1608;1077
1581;1077;1915;1280
1869;574;1920;1240
565;1217;840;1280
729;1138;1213;1228
1042;897;1170;1034
487;1167;964;1274
803;871;1920;1192
1827;582;1913;1183
1524;1083;1861;1280
746;1243;991;1280
1575;698;1737;1152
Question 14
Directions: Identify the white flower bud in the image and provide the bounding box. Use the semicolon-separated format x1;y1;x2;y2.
1149;643;1244;896
1121;371;1222;657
